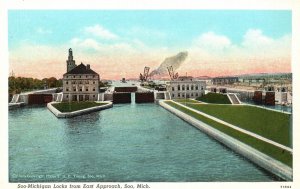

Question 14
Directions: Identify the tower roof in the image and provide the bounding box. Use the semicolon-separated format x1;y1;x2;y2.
64;63;98;75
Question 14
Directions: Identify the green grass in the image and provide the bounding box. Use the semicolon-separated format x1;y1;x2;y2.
196;93;231;104
53;101;108;113
179;103;291;147
165;101;292;167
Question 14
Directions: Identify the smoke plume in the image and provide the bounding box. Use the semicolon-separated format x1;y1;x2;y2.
149;51;188;77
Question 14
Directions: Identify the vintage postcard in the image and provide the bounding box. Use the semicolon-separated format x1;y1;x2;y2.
1;0;299;189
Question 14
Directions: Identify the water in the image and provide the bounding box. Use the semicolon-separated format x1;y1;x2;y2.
243;99;292;113
9;103;278;182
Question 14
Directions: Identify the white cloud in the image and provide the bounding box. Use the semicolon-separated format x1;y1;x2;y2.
194;32;232;51
181;29;291;76
84;24;119;40
70;38;102;51
241;29;291;58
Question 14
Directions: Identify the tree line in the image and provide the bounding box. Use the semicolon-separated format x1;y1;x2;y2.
9;76;62;96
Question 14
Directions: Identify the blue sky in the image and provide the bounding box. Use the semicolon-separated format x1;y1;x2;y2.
8;10;291;49
8;10;291;79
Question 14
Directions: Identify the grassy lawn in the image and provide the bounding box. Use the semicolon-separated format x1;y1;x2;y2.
53;101;108;113
196;93;231;104
179;103;291;147
165;101;292;167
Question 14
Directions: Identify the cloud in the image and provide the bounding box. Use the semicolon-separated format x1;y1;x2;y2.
193;32;232;51
36;27;52;34
180;29;291;76
9;28;291;79
241;29;291;58
84;24;119;40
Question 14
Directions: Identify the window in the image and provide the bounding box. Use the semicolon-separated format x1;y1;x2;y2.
80;88;82;91
177;85;180;90
66;81;68;84
172;94;175;97
187;85;189;90
196;86;198;90
66;88;69;91
73;76;75;78
201;86;204;90
93;95;95;97
191;85;194;90
73;88;76;91
178;93;180;97
86;75;88;78
182;93;185;97
182;85;185;90
93;81;95;84
66;95;68;98
196;93;198;96
79;81;82;84
191;93;193;97
93;75;95;78
79;76;81;78
93;88;95;91
172;87;174;91
86;88;88;91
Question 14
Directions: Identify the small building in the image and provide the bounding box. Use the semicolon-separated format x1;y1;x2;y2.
62;49;100;102
166;76;206;99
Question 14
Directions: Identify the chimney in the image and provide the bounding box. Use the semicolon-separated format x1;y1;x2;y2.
87;64;90;70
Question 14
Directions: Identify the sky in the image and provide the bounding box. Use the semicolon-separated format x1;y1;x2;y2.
8;10;291;80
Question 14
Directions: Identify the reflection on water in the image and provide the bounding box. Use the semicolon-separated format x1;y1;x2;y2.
9;104;277;182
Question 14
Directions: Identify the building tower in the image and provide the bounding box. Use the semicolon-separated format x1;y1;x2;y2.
66;48;77;72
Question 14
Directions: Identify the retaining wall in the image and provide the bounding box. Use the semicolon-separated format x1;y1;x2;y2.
47;101;113;118
159;100;292;181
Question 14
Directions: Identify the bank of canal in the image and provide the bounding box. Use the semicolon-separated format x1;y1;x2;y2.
9;103;279;182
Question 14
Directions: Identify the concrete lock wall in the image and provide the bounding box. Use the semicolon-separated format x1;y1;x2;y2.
114;87;137;93
155;92;165;100
113;92;131;103
104;93;113;101
28;94;53;105
135;92;154;103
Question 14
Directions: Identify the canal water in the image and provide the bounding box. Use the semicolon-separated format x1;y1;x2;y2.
9;102;278;182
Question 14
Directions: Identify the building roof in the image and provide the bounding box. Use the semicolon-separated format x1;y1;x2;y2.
64;63;98;75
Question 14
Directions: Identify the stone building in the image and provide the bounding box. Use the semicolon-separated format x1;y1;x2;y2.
166;76;206;99
62;49;100;102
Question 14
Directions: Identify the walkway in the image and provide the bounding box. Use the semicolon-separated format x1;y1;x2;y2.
228;93;240;104
171;100;292;153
